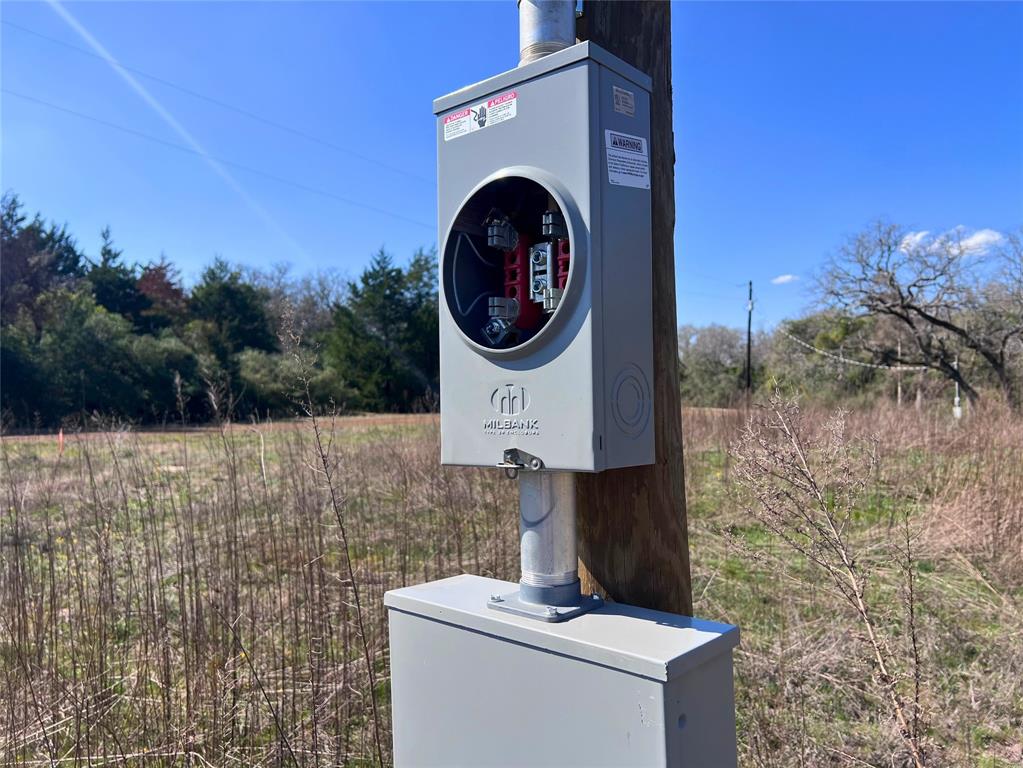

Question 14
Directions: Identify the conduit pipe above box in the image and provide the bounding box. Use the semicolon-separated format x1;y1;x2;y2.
518;0;576;65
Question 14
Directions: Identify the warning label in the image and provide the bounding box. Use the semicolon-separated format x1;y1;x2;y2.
443;108;472;141
443;91;517;141
605;130;650;189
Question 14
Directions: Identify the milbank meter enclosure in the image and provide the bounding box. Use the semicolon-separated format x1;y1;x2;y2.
436;42;655;472
385;35;740;767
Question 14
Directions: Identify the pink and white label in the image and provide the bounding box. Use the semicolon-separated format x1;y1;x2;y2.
443;91;517;141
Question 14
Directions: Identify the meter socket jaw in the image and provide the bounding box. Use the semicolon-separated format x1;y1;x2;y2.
480;207;570;349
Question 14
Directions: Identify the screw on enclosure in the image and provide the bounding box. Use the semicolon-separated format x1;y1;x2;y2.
545;606;558;616
490;594;504;603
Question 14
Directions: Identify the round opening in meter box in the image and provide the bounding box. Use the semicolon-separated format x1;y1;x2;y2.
442;176;575;354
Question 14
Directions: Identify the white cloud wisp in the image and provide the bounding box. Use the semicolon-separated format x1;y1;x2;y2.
771;274;800;285
959;228;1003;254
900;227;1004;256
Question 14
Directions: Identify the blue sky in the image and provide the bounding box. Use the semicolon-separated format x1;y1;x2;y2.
2;1;1021;331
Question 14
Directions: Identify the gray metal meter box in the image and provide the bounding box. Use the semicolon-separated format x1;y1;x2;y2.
435;42;655;472
386;575;740;767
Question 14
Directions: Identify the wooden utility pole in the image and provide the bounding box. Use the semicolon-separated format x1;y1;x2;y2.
745;280;753;398
575;2;692;616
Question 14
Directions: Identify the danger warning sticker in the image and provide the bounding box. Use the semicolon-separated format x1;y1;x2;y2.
443;91;517;141
605;130;650;189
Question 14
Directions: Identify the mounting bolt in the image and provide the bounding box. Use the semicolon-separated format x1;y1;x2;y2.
545;606;558;617
490;594;504;603
529;458;542;470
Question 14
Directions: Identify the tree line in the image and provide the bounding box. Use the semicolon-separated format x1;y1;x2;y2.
1;192;438;428
2;192;1019;427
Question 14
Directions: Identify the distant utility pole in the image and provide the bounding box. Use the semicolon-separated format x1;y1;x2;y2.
745;280;753;399
897;339;903;407
953;354;962;419
574;1;692;616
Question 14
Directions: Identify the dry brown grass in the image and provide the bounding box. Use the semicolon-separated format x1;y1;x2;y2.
1;417;516;766
684;399;1023;767
1;403;1020;766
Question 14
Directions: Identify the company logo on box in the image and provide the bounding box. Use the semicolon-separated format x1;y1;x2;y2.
485;385;539;436
491;384;530;416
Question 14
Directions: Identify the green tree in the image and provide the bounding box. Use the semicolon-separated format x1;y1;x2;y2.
131;332;200;422
190;257;276;363
324;249;438;411
86;227;151;327
0;311;47;426
3;288;146;425
237;348;356;417
677;324;766;407
403;248;440;395
765;312;884;405
1;192;85;325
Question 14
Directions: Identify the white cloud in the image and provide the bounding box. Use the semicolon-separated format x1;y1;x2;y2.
900;227;1003;255
899;231;930;252
959;228;1003;254
771;274;799;285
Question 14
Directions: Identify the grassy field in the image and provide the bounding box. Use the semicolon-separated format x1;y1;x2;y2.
2;403;1021;766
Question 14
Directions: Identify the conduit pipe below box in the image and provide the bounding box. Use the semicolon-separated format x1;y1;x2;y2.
514;0;583;613
518;471;579;606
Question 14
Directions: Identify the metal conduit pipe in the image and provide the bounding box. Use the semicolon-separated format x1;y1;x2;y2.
518;471;580;606
518;0;576;66
511;0;582;611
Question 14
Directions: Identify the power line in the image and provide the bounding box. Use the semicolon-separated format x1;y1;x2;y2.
780;328;928;371
678;266;747;287
3;88;434;231
2;19;430;185
677;289;742;301
43;0;310;260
